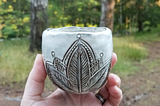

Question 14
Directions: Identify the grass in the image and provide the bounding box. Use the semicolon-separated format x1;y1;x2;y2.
141;58;160;71
1;30;158;86
0;38;37;85
134;28;160;42
112;36;148;76
112;28;160;76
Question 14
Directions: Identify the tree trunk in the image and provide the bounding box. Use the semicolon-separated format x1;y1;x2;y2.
137;9;143;32
136;0;143;32
119;0;122;33
29;0;48;52
138;19;143;32
100;0;115;31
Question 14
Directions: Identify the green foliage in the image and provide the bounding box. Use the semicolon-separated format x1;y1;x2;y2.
64;0;101;26
114;0;160;32
47;0;100;28
47;1;65;28
1;0;160;38
0;0;30;39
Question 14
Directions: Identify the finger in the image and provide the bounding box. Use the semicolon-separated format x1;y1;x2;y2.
98;73;121;99
103;86;122;106
106;73;121;88
103;74;122;106
111;52;117;69
23;54;47;98
97;53;118;99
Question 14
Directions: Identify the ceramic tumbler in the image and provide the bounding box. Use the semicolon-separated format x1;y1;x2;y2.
42;27;113;94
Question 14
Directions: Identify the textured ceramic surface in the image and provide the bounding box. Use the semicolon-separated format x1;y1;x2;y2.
42;27;113;94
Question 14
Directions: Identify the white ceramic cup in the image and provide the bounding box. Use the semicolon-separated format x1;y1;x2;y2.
42;27;113;94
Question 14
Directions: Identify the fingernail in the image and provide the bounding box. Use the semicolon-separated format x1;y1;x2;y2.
34;54;38;63
33;54;41;66
116;75;119;82
116;75;121;87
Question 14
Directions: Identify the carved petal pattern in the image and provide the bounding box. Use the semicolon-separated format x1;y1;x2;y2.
46;37;111;94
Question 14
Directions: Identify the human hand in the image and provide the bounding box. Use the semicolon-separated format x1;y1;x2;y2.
21;53;122;106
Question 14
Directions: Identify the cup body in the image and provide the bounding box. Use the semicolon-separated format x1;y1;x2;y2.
42;27;113;94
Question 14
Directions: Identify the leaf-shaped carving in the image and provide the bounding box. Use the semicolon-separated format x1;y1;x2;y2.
45;36;112;94
86;58;111;91
63;37;96;67
66;41;91;92
53;57;67;76
46;61;74;92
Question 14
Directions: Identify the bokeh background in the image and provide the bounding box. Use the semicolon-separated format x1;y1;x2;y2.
0;0;160;105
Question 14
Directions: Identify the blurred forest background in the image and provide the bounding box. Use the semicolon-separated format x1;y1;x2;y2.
0;0;160;39
0;0;160;106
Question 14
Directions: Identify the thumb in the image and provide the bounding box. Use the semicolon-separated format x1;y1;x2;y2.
23;54;47;98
